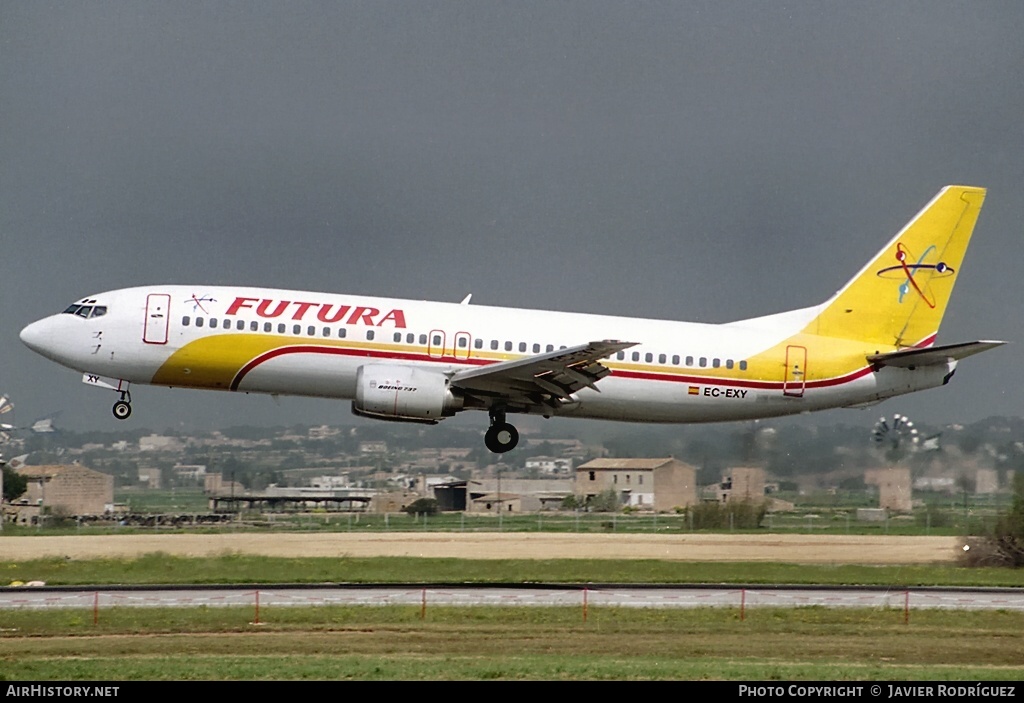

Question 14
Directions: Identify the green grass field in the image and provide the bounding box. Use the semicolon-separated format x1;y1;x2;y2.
3;533;1023;680
4;553;1024;587
1;606;1022;680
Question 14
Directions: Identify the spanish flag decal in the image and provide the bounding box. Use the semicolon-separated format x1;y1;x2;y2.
688;386;700;395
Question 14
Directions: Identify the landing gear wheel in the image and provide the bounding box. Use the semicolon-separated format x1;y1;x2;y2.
484;422;519;453
112;400;132;420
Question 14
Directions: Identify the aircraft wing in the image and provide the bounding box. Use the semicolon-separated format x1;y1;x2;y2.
450;339;637;409
867;340;1006;369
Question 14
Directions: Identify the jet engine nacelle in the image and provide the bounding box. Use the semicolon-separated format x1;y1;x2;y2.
352;364;463;424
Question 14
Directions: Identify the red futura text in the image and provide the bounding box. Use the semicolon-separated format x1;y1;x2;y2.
224;297;407;328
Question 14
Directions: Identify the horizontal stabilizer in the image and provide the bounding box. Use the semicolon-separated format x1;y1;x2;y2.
867;340;1006;369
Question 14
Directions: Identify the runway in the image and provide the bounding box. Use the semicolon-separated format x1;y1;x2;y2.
2;584;1022;612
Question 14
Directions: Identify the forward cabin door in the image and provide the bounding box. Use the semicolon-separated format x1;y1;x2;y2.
783;345;807;397
428;329;446;359
143;293;171;345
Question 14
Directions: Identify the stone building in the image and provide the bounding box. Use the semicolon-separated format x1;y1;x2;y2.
15;464;114;516
865;467;913;512
975;468;999;495
575;458;697;511
718;466;766;503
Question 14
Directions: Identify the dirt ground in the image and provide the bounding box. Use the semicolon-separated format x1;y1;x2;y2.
0;532;963;564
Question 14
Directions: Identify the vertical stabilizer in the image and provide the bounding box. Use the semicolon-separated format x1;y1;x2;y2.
806;185;986;347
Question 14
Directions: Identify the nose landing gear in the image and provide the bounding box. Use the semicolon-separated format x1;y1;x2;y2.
112;390;132;420
484;406;519;453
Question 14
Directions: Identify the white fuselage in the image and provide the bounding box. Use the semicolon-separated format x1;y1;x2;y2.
19;285;953;426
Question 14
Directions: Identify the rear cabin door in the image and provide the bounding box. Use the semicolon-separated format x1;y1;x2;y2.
783;344;807;397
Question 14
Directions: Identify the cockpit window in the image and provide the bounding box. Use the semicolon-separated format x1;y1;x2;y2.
62;303;107;319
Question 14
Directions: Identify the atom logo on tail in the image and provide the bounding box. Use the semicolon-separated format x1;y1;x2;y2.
875;243;953;309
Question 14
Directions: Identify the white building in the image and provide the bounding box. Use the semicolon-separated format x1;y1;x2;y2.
525;456;573;475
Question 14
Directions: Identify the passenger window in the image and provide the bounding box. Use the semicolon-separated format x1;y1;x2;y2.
196;318;204;328
306;326;314;336
292;324;301;334
209;319;218;329
339;328;347;338
631;352;640;362
394;332;402;343
726;359;734;369
699;357;707;367
740;360;748;371
491;340;499;350
519;342;527;352
264;322;272;333
236;320;245;331
182;316;190;327
323;327;331;337
222;319;230;328
713;358;721;368
672;355;680;365
419;334;427;344
686;356;693;366
546;344;554;352
408;333;416;344
367;330;375;340
658;354;666;364
616;351;624;360
432;334;441;346
459;337;468;348
278;323;286;334
645;353;653;362
532;343;540;353
250;321;259;332
474;338;483;349
505;341;513;352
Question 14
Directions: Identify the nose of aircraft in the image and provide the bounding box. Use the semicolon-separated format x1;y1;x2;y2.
20;318;53;356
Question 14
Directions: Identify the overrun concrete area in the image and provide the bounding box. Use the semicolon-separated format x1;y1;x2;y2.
0;533;961;564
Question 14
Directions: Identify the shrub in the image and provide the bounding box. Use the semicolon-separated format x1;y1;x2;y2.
403;498;439;516
960;473;1024;567
686;500;767;530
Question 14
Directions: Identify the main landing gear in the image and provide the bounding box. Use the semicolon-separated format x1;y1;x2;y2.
112;390;132;420
484;406;519;453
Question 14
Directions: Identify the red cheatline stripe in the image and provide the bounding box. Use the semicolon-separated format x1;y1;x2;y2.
229;345;492;391
227;341;909;394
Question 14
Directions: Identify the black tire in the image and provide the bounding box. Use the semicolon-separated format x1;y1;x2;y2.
484;422;519;453
112;401;132;420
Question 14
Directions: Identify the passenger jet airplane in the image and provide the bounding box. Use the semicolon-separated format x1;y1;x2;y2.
20;185;1004;453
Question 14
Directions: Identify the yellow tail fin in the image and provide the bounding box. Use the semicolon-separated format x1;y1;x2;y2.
806;185;986;347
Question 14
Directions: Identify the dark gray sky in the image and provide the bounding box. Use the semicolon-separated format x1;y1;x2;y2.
2;2;1022;434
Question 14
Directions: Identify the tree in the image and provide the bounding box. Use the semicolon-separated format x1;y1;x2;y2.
561;495;584;510
2;466;27;502
587;488;619;513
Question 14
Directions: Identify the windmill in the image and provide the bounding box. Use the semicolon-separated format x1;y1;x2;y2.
871;413;920;463
0;395;13;445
